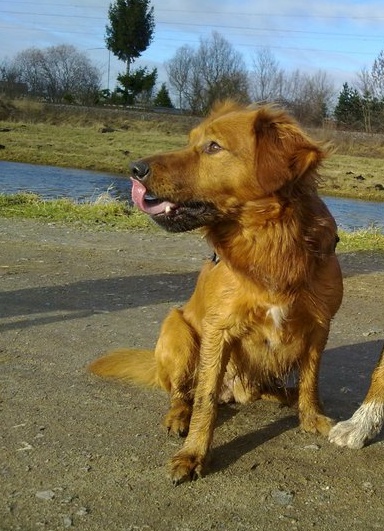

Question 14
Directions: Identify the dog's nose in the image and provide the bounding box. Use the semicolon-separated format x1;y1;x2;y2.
130;160;150;181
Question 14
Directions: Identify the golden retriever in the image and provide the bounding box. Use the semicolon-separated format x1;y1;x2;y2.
89;101;343;484
329;344;384;448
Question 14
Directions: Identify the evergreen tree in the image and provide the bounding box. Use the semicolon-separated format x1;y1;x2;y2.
334;82;363;129
117;66;157;104
105;0;155;76
153;83;173;107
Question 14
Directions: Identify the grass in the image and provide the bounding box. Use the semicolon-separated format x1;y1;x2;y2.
0;192;154;230
321;156;384;201
337;227;384;252
0;98;384;199
0;98;383;250
1;120;383;200
0;121;185;175
0;192;383;252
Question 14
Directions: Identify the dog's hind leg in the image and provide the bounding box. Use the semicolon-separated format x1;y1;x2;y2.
155;308;199;437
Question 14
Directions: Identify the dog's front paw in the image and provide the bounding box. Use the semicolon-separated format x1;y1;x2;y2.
300;413;335;436
168;451;206;486
163;403;192;437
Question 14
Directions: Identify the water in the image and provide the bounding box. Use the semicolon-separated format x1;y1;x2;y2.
0;161;132;202
323;196;383;232
0;161;383;232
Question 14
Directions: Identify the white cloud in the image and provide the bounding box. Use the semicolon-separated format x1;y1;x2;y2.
1;0;383;91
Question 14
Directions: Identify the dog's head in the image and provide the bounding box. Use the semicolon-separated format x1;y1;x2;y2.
130;101;327;232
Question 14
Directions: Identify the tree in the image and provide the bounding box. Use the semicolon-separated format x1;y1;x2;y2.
334;83;363;129
117;66;157;104
105;0;155;77
196;32;249;112
281;69;335;127
369;50;384;99
166;45;194;110
153;83;173;108
0;58;28;97
166;32;249;114
355;51;384;132
249;47;284;102
10;45;101;103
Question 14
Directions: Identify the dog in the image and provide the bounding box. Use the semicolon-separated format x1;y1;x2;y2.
89;101;343;484
329;344;384;448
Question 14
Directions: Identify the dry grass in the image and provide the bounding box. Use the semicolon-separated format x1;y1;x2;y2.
320;156;384;201
0;121;185;175
0;98;384;200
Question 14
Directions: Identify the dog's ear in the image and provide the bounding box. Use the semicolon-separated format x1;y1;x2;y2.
254;107;326;194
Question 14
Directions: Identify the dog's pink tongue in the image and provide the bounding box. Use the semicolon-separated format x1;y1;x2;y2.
131;178;148;211
130;178;175;216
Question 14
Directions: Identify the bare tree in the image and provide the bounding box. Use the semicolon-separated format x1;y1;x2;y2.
249;47;284;102
368;50;384;99
0;58;28;97
282;69;335;126
196;32;249;111
166;45;195;110
12;45;101;103
356;53;384;132
166;32;249;113
356;65;373;96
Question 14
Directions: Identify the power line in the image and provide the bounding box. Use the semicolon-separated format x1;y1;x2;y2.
0;25;377;58
1;9;384;41
0;9;103;20
156;21;384;41
7;2;384;20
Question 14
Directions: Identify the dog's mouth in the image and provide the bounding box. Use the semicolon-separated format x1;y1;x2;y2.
131;178;178;216
130;178;218;232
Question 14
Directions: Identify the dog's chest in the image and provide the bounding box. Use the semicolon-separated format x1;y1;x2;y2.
260;304;288;345
266;305;287;330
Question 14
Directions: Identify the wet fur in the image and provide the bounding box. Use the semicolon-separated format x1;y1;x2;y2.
89;102;344;484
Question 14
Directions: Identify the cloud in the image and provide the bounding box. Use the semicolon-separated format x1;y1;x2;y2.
1;0;383;90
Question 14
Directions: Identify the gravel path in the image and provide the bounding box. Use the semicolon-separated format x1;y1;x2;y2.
1;219;383;531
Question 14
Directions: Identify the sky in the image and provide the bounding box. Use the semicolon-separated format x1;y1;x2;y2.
1;0;384;95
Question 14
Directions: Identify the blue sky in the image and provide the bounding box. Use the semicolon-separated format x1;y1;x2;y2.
1;0;384;94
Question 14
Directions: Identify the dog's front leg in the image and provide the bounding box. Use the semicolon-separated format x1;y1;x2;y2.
298;327;334;435
169;323;230;485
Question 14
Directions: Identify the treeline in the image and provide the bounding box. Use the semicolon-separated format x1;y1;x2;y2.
334;51;384;133
2;33;384;131
0;45;101;106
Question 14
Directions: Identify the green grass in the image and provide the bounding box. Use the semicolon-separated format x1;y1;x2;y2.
1;193;383;251
338;227;384;252
0;192;154;230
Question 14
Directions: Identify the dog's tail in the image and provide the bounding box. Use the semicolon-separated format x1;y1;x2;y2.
88;349;161;388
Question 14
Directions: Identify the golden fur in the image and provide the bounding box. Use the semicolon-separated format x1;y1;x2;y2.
89;102;343;484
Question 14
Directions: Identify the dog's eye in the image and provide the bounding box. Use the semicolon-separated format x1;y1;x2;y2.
204;141;222;154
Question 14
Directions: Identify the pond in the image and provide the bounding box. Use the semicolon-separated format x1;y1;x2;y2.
0;161;383;232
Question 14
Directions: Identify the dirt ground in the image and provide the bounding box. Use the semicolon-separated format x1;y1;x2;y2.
1;218;383;531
